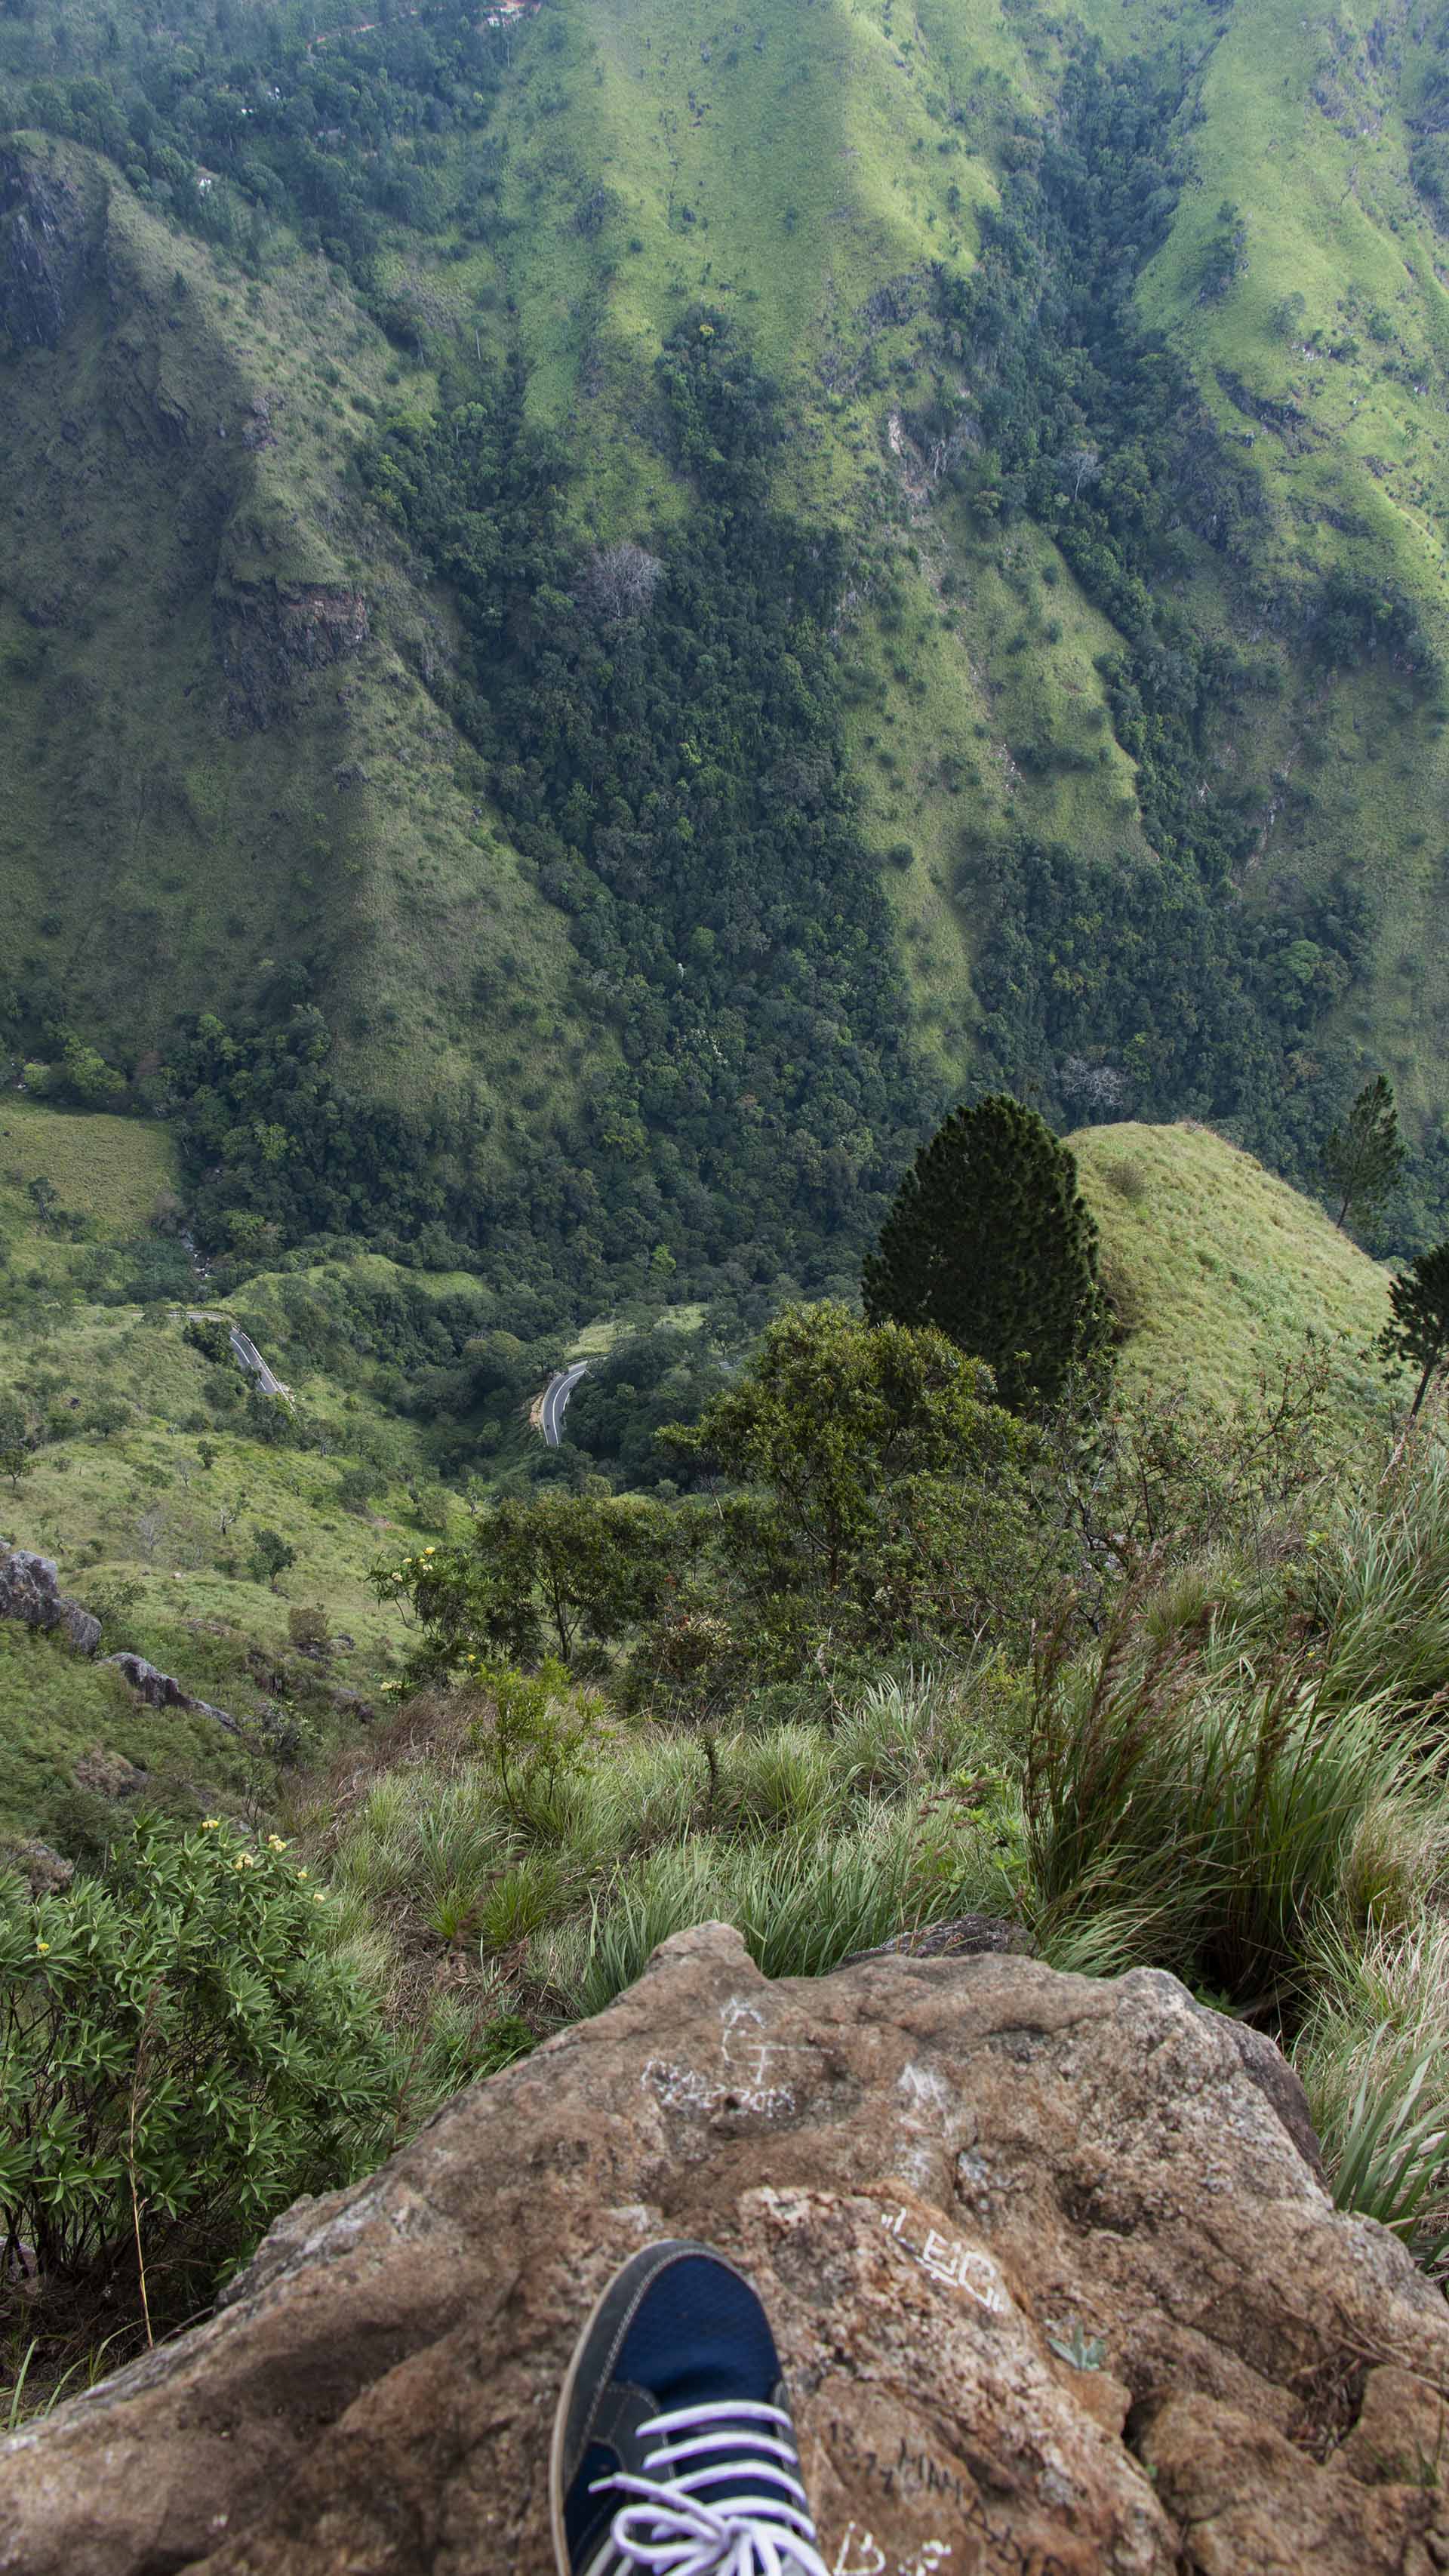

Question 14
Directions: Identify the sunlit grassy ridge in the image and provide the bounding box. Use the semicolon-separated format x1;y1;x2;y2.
0;1097;175;1242
417;0;1449;1126
1072;1119;1395;1415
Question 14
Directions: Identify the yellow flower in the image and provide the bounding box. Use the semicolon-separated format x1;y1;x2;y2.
234;1853;257;1872
266;1835;288;1851
201;1817;220;1831
312;1891;327;1904
297;1868;309;1881
35;1940;50;1956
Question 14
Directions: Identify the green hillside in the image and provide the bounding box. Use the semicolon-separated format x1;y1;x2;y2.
0;1100;463;1854
2;0;1449;1297
1072;1118;1395;1414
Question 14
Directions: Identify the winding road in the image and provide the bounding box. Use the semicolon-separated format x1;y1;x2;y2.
183;1311;290;1404
539;1361;589;1448
229;1325;286;1399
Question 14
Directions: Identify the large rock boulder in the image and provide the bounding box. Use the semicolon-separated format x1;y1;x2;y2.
99;1649;240;1735
3;1924;1447;2575
0;1545;100;1655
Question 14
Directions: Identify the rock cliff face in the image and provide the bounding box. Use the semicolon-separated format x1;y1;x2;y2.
214;580;371;733
5;1922;1449;2574
0;151;95;349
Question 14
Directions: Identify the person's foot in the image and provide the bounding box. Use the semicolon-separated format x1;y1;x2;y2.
550;2239;828;2576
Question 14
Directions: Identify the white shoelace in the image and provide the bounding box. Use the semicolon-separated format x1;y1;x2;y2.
586;2397;829;2576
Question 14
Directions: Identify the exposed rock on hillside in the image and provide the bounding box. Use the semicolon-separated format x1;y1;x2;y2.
99;1648;241;1735
5;1922;1447;2574
0;1545;100;1655
0;151;94;349
214;580;371;733
0;1544;242;1733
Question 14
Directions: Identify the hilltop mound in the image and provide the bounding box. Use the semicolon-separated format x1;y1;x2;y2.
1072;1120;1392;1414
5;1922;1447;2576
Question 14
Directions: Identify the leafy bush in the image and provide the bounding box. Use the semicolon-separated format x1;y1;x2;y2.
0;1818;406;2327
183;1316;232;1368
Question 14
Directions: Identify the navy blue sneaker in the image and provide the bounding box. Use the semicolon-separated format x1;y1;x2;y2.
550;2239;827;2575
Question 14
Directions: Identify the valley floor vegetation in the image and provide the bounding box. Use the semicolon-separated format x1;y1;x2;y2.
8;1296;1449;2415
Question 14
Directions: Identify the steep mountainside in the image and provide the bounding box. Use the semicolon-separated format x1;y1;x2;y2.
5;0;1449;1289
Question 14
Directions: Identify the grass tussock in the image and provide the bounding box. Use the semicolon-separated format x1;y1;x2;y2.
296;1441;1449;2288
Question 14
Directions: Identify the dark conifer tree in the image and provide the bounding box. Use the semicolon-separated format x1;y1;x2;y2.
863;1094;1107;1411
1380;1241;1449;1420
1320;1075;1405;1235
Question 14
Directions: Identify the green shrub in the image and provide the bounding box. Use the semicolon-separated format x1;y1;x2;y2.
183;1316;232;1367
468;1660;598;1828
0;1818;406;2326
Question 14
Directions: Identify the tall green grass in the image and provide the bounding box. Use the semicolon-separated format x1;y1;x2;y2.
306;1448;1449;2273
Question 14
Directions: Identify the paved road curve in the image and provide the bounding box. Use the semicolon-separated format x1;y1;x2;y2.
229;1326;285;1399
540;1361;589;1447
184;1310;289;1403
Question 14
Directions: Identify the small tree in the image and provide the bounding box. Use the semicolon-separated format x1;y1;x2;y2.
371;1493;677;1675
248;1528;297;1591
863;1095;1109;1411
1380;1242;1449;1420
0;1392;31;1493
1321;1076;1405;1234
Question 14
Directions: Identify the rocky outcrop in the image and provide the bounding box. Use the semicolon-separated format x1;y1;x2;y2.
0;1544;242;1732
0;1546;100;1655
71;1747;149;1800
5;1922;1448;2575
0;151;94;349
5;1840;75;1896
214;581;370;732
100;1651;241;1736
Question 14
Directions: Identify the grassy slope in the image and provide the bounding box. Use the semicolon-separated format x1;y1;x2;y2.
0;1102;461;1851
395;0;1152;1085
0;1096;174;1260
8;1;1449;1143
1072;1117;1395;1414
372;0;1449;1116
1078;0;1449;1120
0;134;608;1136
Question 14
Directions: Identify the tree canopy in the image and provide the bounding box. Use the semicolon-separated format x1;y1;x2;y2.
1320;1076;1406;1236
1380;1242;1449;1420
862;1097;1109;1411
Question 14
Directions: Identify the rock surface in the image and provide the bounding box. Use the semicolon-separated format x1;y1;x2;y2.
4;1922;1448;2576
100;1648;241;1734
5;1839;75;1896
0;151;94;349
0;1544;100;1655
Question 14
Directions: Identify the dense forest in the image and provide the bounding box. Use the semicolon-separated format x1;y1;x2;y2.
5;0;1449;1281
